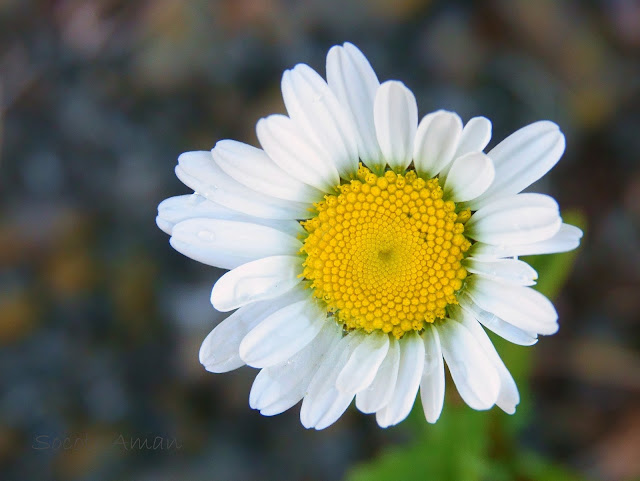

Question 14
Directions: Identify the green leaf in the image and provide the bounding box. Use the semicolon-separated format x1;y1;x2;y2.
346;404;491;481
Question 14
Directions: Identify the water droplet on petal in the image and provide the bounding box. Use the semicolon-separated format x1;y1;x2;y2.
198;230;216;242
203;187;217;198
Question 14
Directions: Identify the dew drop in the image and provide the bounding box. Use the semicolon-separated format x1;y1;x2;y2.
198;230;216;242
203;187;217;198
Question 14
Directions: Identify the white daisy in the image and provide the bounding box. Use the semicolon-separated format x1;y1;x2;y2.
157;42;582;430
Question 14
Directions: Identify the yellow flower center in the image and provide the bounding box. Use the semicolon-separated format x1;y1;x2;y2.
301;165;471;339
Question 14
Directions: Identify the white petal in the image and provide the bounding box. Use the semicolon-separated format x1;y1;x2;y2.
463;257;538;286
281;64;359;179
449;306;519;414
170;219;301;270
256;114;340;192
470;223;583;258
376;331;425;427
300;332;360;430
466;193;562;245
443;152;495;202
239;298;326;368
468;192;559;227
465;277;558;335
437;320;501;410
212;140;323;203
420;325;445;424
156;194;304;237
458;293;538;346
413;110;463;178
312;392;353;431
355;337;400;414
249;322;342;415
454;116;492;158
326;42;383;170
168;237;248;271
199;290;309;373
210;255;303;312
469;121;566;209
460;296;538;347
176;151;312;220
374;81;418;171
336;331;389;395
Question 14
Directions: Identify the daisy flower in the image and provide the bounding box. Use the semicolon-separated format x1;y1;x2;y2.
157;42;582;430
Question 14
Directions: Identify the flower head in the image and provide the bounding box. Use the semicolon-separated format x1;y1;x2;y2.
157;42;582;429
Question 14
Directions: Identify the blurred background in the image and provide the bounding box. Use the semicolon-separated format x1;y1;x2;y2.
1;0;639;480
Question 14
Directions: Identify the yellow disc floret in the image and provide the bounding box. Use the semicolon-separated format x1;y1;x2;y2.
300;165;471;338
